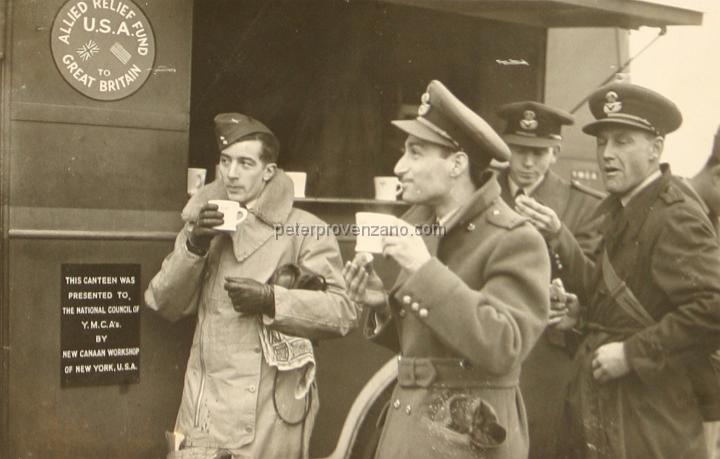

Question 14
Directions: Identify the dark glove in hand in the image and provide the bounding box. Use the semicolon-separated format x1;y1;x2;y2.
187;203;224;255
224;277;275;317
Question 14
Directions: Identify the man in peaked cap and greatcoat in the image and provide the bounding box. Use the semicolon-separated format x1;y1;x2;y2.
520;82;720;458
343;80;550;459
494;101;604;459
145;113;358;458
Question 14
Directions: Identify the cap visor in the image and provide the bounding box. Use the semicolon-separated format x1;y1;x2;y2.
582;118;657;136
503;134;561;149
391;119;457;149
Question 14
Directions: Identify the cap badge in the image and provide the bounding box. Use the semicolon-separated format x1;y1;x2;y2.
418;92;431;116
230;118;239;123
603;91;622;114
519;110;538;131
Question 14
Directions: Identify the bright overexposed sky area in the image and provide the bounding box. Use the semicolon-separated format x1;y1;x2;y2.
630;0;720;176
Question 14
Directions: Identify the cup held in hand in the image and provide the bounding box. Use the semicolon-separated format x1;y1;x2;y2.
209;199;248;232
355;212;398;253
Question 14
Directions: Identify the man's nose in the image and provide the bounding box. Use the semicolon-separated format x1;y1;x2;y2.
227;161;240;178
600;143;615;161
522;155;535;166
393;154;408;177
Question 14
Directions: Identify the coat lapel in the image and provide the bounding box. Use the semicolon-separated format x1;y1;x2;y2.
497;168;514;207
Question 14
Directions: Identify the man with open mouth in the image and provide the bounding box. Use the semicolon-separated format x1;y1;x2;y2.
521;82;720;459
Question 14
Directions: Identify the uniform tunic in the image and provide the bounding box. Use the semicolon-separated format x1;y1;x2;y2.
367;171;550;459
498;169;603;458
554;167;720;458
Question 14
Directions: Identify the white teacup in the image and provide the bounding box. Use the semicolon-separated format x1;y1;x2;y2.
286;172;307;198
187;168;207;196
374;176;403;201
355;212;399;253
209;199;249;232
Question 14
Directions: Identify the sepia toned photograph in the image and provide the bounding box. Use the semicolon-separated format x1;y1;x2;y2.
2;0;720;457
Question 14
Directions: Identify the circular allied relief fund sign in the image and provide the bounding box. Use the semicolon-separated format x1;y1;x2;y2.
51;0;156;101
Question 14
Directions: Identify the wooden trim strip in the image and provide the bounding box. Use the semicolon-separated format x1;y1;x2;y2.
11;101;189;132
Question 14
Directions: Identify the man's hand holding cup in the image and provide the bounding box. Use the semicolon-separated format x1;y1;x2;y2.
187;203;224;256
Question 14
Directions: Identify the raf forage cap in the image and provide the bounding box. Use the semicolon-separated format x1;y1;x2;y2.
582;82;682;137
496;101;574;148
214;113;275;151
391;80;511;164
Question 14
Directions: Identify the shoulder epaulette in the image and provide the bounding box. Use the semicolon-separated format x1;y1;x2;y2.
486;206;528;230
660;183;685;205
570;180;606;200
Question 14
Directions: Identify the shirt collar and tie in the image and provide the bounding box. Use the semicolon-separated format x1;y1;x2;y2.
620;169;662;207
508;174;544;199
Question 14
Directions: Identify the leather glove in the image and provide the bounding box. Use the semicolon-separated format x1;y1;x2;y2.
268;264;327;291
224;277;275;317
186;203;223;256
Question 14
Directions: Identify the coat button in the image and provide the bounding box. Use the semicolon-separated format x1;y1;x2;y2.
402;295;412;305
492;209;500;216
398;309;406;318
254;347;262;354
467;223;476;231
245;425;253;433
393;399;401;409
411;302;420;312
248;385;256;393
405;405;412;415
419;308;428;318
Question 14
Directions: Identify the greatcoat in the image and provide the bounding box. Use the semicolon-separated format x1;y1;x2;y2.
554;167;720;458
366;171;550;459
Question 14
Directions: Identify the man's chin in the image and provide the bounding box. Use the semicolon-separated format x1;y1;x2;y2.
513;176;537;188
225;191;246;203
400;192;422;204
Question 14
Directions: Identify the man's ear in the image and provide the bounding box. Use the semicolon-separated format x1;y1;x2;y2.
263;163;277;181
649;135;664;161
550;146;560;164
450;151;469;177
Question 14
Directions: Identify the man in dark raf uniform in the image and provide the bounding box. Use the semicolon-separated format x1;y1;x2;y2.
522;82;720;459
343;80;550;459
494;101;604;459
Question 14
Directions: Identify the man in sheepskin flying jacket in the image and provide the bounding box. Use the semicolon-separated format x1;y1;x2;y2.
145;113;358;459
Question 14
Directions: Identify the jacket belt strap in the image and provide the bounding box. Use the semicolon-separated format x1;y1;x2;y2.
397;357;519;389
601;248;656;327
